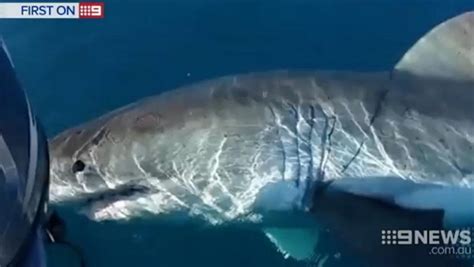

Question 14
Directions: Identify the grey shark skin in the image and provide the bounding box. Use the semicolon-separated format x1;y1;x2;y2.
49;12;474;265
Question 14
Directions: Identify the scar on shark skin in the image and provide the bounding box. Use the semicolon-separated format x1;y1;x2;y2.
133;113;161;133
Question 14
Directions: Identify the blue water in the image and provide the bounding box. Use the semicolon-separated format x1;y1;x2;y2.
1;1;473;266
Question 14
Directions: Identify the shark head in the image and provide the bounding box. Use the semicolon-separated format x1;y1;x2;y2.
48;98;167;203
49;119;113;202
47;84;298;222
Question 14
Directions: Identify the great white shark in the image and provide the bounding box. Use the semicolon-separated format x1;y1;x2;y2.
49;12;474;266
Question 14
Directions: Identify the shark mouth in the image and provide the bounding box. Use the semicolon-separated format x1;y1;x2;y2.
82;182;153;206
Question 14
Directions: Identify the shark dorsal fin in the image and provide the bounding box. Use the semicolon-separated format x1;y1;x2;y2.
395;11;474;81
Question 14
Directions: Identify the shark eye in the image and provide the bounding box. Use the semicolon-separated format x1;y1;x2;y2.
72;160;86;173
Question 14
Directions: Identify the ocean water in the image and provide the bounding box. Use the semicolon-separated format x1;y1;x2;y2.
1;1;473;266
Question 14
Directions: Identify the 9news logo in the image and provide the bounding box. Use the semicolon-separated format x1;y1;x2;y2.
381;229;472;246
79;2;104;18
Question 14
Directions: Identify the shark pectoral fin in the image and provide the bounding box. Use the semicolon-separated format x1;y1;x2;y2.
311;177;445;239
318;177;474;228
394;11;474;81
263;227;319;261
395;186;474;228
311;177;473;267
